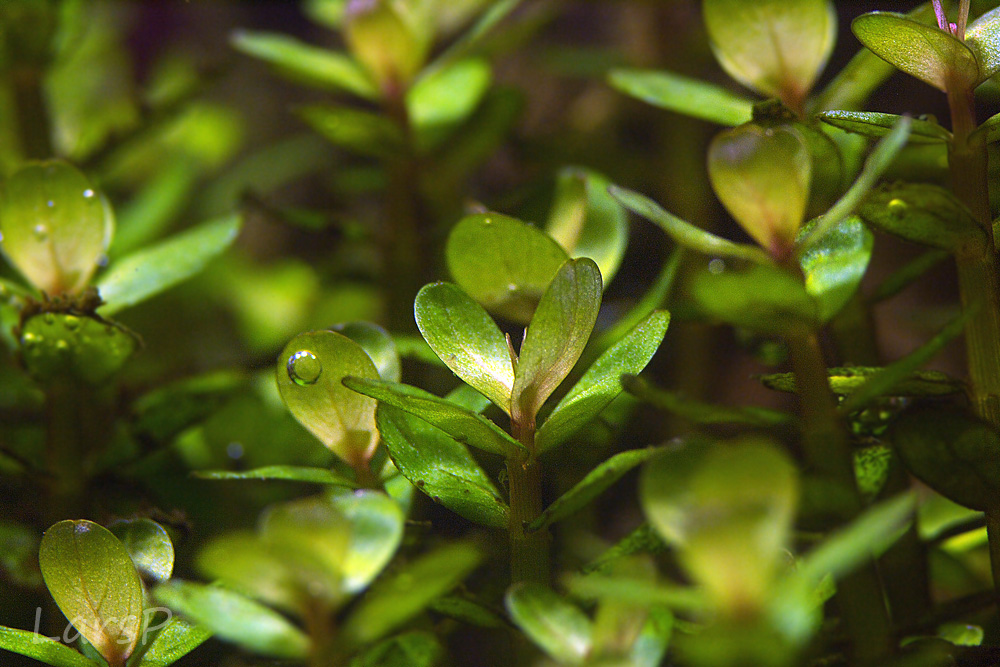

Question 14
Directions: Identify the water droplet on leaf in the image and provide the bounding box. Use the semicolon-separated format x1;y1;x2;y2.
33;224;49;241
46;200;55;208
888;198;908;220
708;258;726;274
82;189;94;199
287;350;322;386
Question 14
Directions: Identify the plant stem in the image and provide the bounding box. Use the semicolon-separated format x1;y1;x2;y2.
12;65;53;159
508;418;549;584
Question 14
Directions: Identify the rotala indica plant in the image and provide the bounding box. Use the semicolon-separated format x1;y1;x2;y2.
12;0;1000;666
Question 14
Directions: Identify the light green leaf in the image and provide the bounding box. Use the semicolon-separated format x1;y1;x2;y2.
607;68;753;126
429;595;506;628
609;185;771;264
414;282;514;414
0;626;98;667
298;104;404;158
196;533;303;613
546;167;629;286
966;6;1000;80
505;583;592;665
377;405;508;528
347;631;444;667
537;311;669;453
344;377;523;457
154;581;311;660
529;448;662;532
624;375;793;428
97;215;241;316
276;330;380;468
341;542;482;647
445;213;570;323
20;312;139;385
857;182;985;252
798;215;873;323
973;110;1000;144
630;607;674;667
818;110;950;144
407;58;491;149
39;520;145;667
193;465;357;487
111;158;197;260
852;12;979;91
758;366;963;399
108;519;174;583
704;0;836;107
231;30;377;99
0;161;113;295
135;617;211;667
304;0;347;28
334;321;401;383
328;490;405;594
512;259;602;424
690;262;817;333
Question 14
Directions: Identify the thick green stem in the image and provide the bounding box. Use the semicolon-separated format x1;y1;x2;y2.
45;381;86;524
508;418;549;584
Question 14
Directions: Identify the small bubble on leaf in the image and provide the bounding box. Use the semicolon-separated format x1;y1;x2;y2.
226;442;244;459
287;349;322;386
33;224;49;241
708;258;726;274
888;199;908;220
46;200;54;208
82;189;94;199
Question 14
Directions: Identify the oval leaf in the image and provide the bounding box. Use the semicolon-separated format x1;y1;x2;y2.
964;6;1000;81
537;310;669;453
445;213;569;323
798;215;873;323
690;261;817;333
857;182;984;252
20;312;139;385
329;490;405;594
39;520;144;666
852;12;979;91
0;161;113;295
376;404;509;529
108;519;174;583
512;258;602;424
818;110;951;144
407;58;492;150
277;330;380;468
135;616;211;667
0;626;99;667
607;68;754;126
298;104;405;158
348;631;445;667
506;583;593;665
414;282;514;413
334;321;401;383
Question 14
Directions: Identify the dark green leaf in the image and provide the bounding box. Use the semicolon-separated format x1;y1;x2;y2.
414;282;514;413
341;541;482;646
132;371;243;445
624;375;793;428
537;311;669;452
818;111;950;144
334;321;401;383
798;215;873;323
109;519;174;583
505;583;592;664
298;104;404;158
0;522;42;588
852;12;979;91
546;167;629;286
429;595;506;628
0;626;98;667
276;330;380;468
857;182;985;252
407;58;491;149
135;617;211;667
512;258;602;423
231;30;377;99
20;313;138;385
582;524;667;575
39;520;145;666
758;366;964;398
154;581;311;659
0;161;113;295
97;215;241;316
855;444;894;501
193;465;357;486
607;68;753;126
376;405;509;529
973;110;1000;144
445;213;569;323
348;631;445;667
327;490;405;594
344;377;523;457
966;6;1000;80
889;407;1000;511
690;262;817;333
528;448;661;532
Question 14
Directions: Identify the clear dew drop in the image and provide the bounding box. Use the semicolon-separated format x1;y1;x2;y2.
287;350;322;386
708;258;726;275
888;198;908;220
63;315;81;331
82;189;95;199
46;200;55;208
33;224;49;241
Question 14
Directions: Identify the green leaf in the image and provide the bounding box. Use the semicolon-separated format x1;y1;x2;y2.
546;167;629;286
512;258;602;423
537;311;669;452
96;215;241;316
852;12;980;91
528;448;661;532
759;366;964;399
582;524;666;575
445;213;569;323
132;371;243;445
195;533;303;613
276;330;380;468
624;374;793;428
857;182;985;252
231;30;377;99
407;58;491;149
20;312;139;385
797;215;873;323
818;111;950;144
0;626;98;667
889;407;1000;511
630;607;674;667
429;594;506;628
334;322;401;383
154;581;311;660
298;104;404;158
376;405;509;529
111;158;198;260
343;0;430;88
135;617;211;667
341;541;482;647
609;185;771;264
304;0;347;28
0;522;42;588
505;583;593;665
193;465;357;486
39;520;145;667
348;631;445;667
690;262;817;333
0;161;113;295
973;110;1000;144
607;68;753;126
344;377;523;457
328;490;405;594
108;519;174;583
966;6;1000;80
704;0;836;107
414;282;514;413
